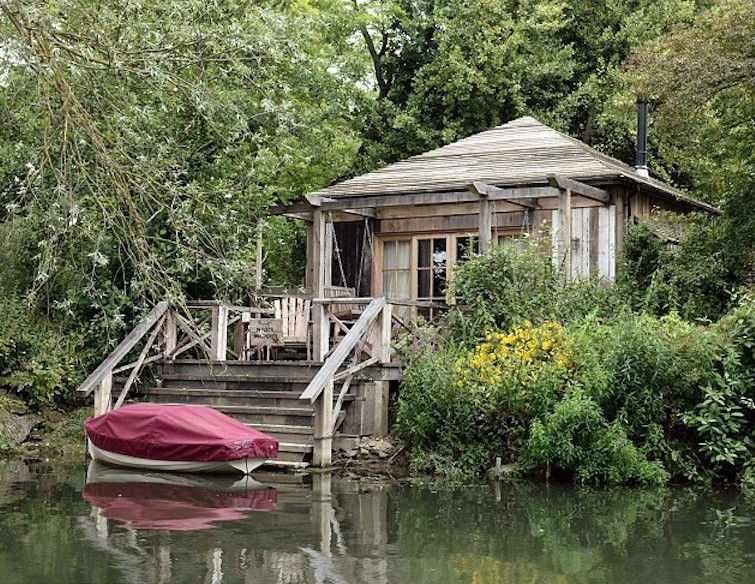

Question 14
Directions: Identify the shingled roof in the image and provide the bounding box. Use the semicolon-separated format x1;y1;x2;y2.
309;116;718;213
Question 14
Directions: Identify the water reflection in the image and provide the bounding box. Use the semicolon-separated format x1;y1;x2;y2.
83;462;277;531
1;460;754;584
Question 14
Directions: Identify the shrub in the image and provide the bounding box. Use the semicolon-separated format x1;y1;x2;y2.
527;389;668;485
617;217;732;321
448;238;558;345
0;296;86;407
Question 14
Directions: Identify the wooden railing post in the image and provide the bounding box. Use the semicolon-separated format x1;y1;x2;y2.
94;371;112;416
371;303;392;364
210;303;229;361
162;308;177;359
313;380;333;467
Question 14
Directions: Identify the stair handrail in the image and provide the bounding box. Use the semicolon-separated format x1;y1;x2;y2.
76;301;171;398
299;296;387;404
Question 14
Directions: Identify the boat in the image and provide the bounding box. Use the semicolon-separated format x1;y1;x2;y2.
83;461;277;530
85;403;278;474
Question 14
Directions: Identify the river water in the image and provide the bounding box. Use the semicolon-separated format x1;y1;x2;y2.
0;459;753;584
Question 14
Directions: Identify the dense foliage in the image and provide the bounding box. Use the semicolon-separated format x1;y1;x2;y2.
396;243;755;487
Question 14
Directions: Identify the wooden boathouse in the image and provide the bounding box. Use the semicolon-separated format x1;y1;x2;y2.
77;116;717;468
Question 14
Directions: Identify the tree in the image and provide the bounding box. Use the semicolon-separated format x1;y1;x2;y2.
0;0;364;321
348;0;709;174
627;0;755;281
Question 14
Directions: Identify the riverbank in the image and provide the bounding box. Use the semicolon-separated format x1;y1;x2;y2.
0;398;410;475
0;394;88;464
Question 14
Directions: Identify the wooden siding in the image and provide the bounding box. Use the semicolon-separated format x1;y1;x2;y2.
551;205;616;280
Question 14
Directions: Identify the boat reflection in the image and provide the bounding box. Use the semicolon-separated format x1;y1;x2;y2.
83;461;277;531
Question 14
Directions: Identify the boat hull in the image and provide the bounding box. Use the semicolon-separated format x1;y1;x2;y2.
89;442;267;474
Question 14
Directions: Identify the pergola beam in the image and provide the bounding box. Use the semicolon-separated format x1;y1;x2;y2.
285;186;561;214
468;181;540;209
546;174;609;203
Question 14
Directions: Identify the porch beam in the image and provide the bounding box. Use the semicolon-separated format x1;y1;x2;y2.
547;174;610;204
293;186;561;212
468;181;540;209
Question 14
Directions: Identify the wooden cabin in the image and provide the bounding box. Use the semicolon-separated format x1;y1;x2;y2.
280;116;718;314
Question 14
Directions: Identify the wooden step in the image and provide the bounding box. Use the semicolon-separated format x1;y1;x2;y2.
254;423;314;444
271;442;312;466
145;387;318;409
159;360;323;380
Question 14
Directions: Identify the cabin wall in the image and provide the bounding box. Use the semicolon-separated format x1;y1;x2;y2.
631;191;694;220
308;185;686;301
551;205;617;280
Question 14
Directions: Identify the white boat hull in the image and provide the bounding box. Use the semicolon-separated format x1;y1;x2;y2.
88;442;267;475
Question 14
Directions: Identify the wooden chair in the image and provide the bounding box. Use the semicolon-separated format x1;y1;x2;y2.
324;286;358;318
273;296;311;359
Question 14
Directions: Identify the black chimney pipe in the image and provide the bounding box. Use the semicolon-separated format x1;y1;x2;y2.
636;97;649;177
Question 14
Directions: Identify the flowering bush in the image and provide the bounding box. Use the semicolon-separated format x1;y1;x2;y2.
455;320;571;422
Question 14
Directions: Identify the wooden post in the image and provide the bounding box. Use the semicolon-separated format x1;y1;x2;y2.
305;220;315;292
557;187;572;280
311;209;332;467
254;221;264;291
478;193;492;254
313;379;333;467
312;209;329;362
162;309;177;359
210;304;229;361
324;218;334;288
369;302;392;365
94;371;112;416
311;473;333;555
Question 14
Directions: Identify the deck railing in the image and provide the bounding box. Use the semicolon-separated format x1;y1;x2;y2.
302;296;392;466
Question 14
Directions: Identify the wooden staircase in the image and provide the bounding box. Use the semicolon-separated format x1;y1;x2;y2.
143;361;354;468
77;298;401;468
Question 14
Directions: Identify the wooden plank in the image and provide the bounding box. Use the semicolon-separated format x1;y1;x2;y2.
557;188;572;280
317;186;559;212
580;207;591;277
300;297;386;403
597;206;611;279
77;301;170;396
589;207;600;275
113;314;166;409
547;174;610;203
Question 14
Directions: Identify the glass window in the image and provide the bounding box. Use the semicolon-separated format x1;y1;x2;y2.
456;236;479;262
382;240;411;299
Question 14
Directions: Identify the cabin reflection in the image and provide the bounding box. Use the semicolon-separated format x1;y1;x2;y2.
81;468;393;584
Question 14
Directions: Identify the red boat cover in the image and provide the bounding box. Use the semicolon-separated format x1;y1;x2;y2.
85;403;278;462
